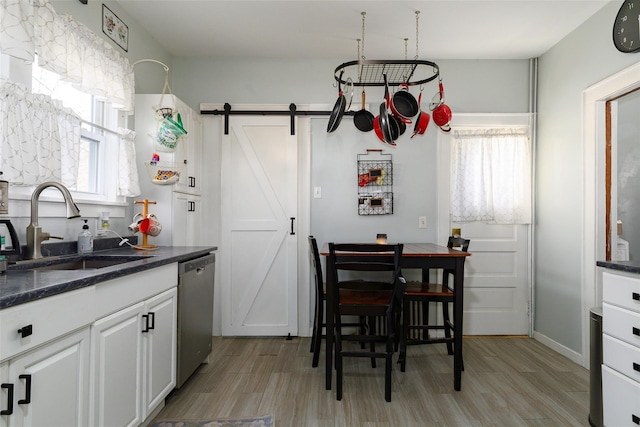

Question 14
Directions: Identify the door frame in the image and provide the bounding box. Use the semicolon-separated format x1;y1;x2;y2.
436;113;535;336
582;61;640;368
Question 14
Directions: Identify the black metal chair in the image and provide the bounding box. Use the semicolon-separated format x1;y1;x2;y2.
327;242;405;402
398;236;470;378
308;236;366;368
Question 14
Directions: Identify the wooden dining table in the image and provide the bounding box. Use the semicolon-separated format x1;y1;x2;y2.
320;242;471;391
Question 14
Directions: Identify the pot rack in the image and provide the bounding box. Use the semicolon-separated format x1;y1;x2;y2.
333;59;439;88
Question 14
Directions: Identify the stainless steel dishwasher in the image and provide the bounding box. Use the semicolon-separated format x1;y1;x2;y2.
176;252;215;388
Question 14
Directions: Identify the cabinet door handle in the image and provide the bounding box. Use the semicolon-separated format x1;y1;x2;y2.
633;414;640;425
634;327;640;337
148;312;155;331
635;362;640;372
17;324;32;338
189;176;196;188
18;374;30;405
634;292;640;301
142;314;150;333
142;312;155;333
290;217;295;235
188;201;195;212
1;383;13;415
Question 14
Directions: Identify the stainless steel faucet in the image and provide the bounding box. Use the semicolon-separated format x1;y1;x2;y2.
25;182;81;259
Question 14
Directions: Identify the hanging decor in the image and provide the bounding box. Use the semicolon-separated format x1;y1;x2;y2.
329;11;452;143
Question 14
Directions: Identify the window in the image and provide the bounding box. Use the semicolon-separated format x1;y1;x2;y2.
31;58;123;202
450;127;532;224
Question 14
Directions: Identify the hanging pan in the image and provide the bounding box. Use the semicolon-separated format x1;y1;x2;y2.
378;74;399;145
390;83;419;123
412;89;431;138
353;90;375;132
327;71;347;133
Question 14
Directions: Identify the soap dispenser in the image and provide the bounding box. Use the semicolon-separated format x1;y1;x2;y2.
78;219;93;254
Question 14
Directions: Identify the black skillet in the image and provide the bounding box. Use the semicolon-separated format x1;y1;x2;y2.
353;90;375;132
327;71;346;133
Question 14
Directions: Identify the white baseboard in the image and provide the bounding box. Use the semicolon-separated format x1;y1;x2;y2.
533;330;586;368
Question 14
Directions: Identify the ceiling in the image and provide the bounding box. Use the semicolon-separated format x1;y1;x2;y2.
117;0;614;61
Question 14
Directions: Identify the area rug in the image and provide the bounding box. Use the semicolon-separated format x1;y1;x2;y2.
150;414;274;427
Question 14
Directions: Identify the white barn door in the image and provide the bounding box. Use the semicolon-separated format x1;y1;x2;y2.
220;114;298;336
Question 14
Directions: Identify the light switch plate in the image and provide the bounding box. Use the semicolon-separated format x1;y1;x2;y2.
313;186;322;199
418;216;427;229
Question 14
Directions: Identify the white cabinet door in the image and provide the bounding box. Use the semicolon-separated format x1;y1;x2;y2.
4;328;90;427
173;97;202;195
0;362;7;427
142;288;177;419
91;302;144;427
172;192;202;247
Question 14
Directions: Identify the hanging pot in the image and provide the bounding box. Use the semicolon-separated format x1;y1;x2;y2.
390;83;419;123
374;113;398;147
430;77;452;131
412;90;430;138
378;74;398;145
327;71;346;133
353;90;375;132
433;103;452;127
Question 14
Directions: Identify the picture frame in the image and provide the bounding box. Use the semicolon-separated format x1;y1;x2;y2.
102;4;128;52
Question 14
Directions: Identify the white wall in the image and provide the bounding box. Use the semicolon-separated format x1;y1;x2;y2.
535;1;639;355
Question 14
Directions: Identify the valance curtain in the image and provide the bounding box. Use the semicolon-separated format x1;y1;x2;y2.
0;0;134;112
450;128;532;224
0;80;80;187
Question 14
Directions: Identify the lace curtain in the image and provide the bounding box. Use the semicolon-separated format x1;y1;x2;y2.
0;80;80;186
116;128;140;197
450;128;532;224
0;0;134;112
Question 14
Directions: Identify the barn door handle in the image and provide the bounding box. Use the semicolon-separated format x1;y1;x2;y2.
1;383;13;415
18;375;30;405
290;217;296;235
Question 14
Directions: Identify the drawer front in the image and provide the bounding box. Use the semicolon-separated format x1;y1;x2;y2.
603;271;640;313
94;263;178;319
603;365;640;427
603;303;640;347
604;334;640;382
0;286;95;361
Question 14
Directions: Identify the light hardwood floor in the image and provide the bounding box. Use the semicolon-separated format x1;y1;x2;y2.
152;336;591;426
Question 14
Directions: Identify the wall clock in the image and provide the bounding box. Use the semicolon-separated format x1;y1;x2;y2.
613;0;640;52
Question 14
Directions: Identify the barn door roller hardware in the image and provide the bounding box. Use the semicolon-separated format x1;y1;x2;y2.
200;103;357;135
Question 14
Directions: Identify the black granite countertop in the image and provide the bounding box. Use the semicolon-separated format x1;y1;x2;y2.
597;260;640;274
0;245;217;309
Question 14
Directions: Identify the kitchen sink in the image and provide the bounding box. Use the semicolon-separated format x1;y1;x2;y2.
11;255;153;271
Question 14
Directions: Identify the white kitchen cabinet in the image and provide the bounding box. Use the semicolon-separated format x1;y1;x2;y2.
0;327;91;427
172;192;202;247
602;269;640;426
134;94;203;247
91;287;177;427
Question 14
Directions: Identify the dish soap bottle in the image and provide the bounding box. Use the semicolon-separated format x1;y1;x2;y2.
78;219;93;254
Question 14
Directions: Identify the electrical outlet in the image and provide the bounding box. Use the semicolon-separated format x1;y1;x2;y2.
418;216;427;229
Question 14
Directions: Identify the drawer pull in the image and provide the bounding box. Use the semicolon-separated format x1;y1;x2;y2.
1;383;13;415
634;292;640;301
635;363;640;372
634;327;640;337
17;324;32;338
18;374;31;405
633;414;640;425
